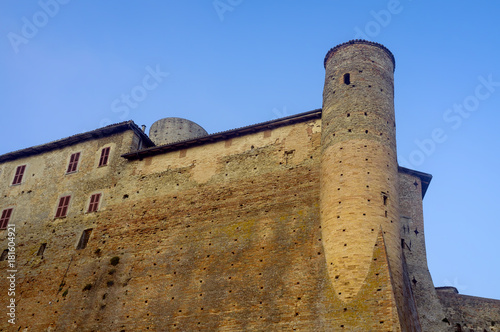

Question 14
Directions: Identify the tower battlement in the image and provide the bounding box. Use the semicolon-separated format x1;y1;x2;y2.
323;39;396;70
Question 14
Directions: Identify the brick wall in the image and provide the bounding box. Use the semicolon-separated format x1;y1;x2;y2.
437;289;500;331
399;170;449;331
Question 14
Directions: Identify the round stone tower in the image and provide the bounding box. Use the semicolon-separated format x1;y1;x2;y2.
149;117;208;146
320;40;401;302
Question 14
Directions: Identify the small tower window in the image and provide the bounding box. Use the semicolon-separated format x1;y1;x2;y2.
382;193;388;206
343;73;350;85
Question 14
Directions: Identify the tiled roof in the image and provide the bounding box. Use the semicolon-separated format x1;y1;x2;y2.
0;121;154;163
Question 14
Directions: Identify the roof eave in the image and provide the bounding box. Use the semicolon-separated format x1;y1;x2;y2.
398;166;433;199
0;121;154;163
121;109;322;160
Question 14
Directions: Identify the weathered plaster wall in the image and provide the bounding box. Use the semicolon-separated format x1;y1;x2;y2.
0;129;138;331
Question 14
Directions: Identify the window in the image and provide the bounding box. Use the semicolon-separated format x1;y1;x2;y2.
67;152;81;173
77;229;93;250
37;243;47;256
87;193;101;213
55;195;71;218
0;208;13;229
12;165;26;185
343;73;351;85
0;249;8;261
98;147;110;167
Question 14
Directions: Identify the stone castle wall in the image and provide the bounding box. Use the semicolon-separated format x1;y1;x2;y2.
0;120;357;331
1;40;499;331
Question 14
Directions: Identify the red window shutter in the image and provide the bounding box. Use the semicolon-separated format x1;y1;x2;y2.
87;193;101;213
67;153;80;173
55;195;71;218
99;147;110;167
12;165;26;185
0;208;13;229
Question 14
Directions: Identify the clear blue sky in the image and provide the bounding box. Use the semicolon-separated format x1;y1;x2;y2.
1;1;499;300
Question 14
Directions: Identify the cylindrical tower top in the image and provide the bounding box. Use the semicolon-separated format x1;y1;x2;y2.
324;39;395;71
149;117;208;146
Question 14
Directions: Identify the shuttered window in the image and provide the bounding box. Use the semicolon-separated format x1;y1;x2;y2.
55;196;71;218
87;193;101;213
67;152;80;173
98;147;110;167
12;165;26;185
0;208;13;229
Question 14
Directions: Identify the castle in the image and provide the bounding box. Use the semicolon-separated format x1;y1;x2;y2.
0;40;499;331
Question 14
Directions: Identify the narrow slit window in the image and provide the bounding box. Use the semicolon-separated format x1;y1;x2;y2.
37;243;47;256
77;229;93;250
382;193;388;206
0;208;13;229
98;147;110;167
343;73;350;85
55;195;71;218
0;249;8;261
12;165;26;185
67;152;81;173
87;193;101;213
